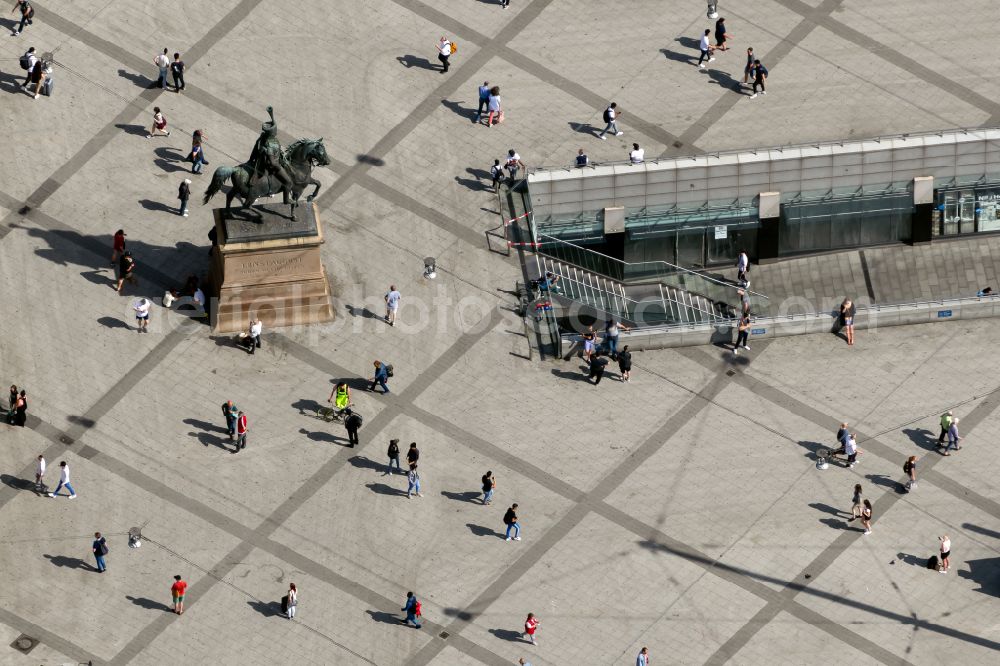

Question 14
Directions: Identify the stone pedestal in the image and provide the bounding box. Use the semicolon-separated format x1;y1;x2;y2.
209;203;334;333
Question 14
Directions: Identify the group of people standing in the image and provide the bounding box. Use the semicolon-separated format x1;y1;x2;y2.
7;384;28;427
581;319;633;385
698;18;769;99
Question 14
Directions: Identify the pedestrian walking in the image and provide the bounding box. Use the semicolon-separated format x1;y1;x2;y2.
482;470;496;505
369;360;390;394
742;47;755;84
178;178;191;216
588;353;608;385
111;229;126;267
500;0;510;7
904;456;918;491
153;48;170;89
698;29;716;68
937;410;953;446
48;461;76;498
35;454;46;491
839;298;855;345
171;575;187;614
25;57;43;99
749;59;768;99
636;647;650;666
629;143;644;164
944;418;961;455
604;318;630;357
436;36;452;73
844;433;859;468
503;503;521;541
733;311;751;354
221;400;238;440
505;149;525;183
7;383;16;418
170;52;185;92
189;129;209;173
18;46;36;89
522;613;539;645
400;591;421;628
518;660;532;666
285;583;298;618
491;159;504;192
344;408;362;447
618;345;632;382
575;148;589;167
385;285;401;326
581;325;596;364
10;0;33;36
133;298;150;332
235;411;247;452
386;438;401;475
406;463;422;498
116;251;137;293
92;532;108;573
12;389;27;427
736;249;749;283
715;17;732;51
860;499;872;535
486;86;502;127
147;106;170;138
406;442;420;467
848;483;863;522
938;535;951;573
598;102;623;140
474;80;490;123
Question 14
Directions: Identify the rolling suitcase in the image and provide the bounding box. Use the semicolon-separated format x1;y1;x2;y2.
42;76;53;96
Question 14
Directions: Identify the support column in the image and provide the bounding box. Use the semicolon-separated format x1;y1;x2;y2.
756;191;781;264
912;176;934;244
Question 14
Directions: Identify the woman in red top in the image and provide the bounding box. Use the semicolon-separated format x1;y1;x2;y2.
522;612;539;645
111;229;126;266
171;575;187;614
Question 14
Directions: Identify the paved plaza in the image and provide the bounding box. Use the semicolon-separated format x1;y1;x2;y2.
1;1;999;665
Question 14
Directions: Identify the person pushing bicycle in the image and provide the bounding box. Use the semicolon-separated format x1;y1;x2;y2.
328;382;352;418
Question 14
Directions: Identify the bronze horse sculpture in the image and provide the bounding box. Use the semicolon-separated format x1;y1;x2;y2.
202;138;331;220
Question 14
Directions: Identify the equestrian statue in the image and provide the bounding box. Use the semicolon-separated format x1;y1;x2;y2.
203;106;331;220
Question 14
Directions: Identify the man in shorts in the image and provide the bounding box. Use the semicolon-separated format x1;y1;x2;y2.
385;285;401;326
133;298;150;333
171;574;187;614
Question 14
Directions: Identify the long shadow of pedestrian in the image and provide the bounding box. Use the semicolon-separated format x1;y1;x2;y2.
347;456;383;472
809;502;847;517
455;176;490;192
819;517;853;531
138;199;176;213
298;427;345;445
796;440;829;460
43;554;91;570
441;99;476;121
397;55;435;70
153;159;189;174
707;69;747;93
291;398;322;416
115;123;149;137
551;368;591;383
866;473;905;493
466;523;504;538
126;595;173;612
117;68;154;88
367;482;407;497
675;36;701;49
488;628;527;643
660;48;696;65
894;552;927;567
188;431;230;450
0;69;25;93
902;428;938;452
466;166;491;181
97;315;130;330
183;418;229;435
344;304;380;320
0;474;37;493
366;610;402;625
568;121;599;137
247;599;282;617
442;490;481;503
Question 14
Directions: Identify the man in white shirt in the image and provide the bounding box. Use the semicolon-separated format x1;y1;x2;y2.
35;454;46;491
437;36;451;73
133;298;150;333
153;48;170;89
48;461;76;498
385;285;401;326
599;102;624;140
248;318;262;354
698;29;715;68
629;143;644;164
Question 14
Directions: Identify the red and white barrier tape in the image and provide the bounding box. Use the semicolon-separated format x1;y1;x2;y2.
503;211;532;227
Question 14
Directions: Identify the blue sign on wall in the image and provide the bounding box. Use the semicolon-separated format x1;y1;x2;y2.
751;328;766;335
938;310;952;318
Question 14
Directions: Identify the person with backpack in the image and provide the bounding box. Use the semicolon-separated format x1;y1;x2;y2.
343;408;362;447
10;0;33;36
92;532;108;573
904;456;918;491
18;46;36;89
386;438;401;475
400;591;421;628
170;52;185;92
575;148;589;167
153;48;170;89
749;59;767;99
369;360;390;394
436;36;453;73
147;106;170;139
503;503;521;541
490;159;504;192
598;102;623;140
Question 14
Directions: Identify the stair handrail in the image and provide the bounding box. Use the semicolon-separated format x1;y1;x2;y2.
536;233;769;300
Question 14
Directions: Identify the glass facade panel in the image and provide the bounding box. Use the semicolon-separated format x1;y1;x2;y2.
779;193;912;256
976;190;1000;232
936;185;1000;235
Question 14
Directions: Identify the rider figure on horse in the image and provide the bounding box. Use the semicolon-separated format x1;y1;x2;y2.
248;106;294;194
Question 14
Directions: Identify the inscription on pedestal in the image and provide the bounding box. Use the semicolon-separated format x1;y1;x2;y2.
230;253;307;281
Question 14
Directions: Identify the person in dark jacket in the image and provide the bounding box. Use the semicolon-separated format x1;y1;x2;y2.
386;438;401;475
588;354;608;385
178;178;191;216
116;252;137;293
617;345;632;382
343;408;362;447
369;360;390;393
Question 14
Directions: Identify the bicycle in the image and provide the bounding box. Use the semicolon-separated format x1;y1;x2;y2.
315;402;351;423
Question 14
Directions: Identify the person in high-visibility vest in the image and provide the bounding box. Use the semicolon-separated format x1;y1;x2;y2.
328;382;351;417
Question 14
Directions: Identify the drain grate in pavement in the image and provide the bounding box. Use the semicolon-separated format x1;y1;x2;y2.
438;631;450;639
59;435;74;445
11;634;38;654
726;370;736;376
